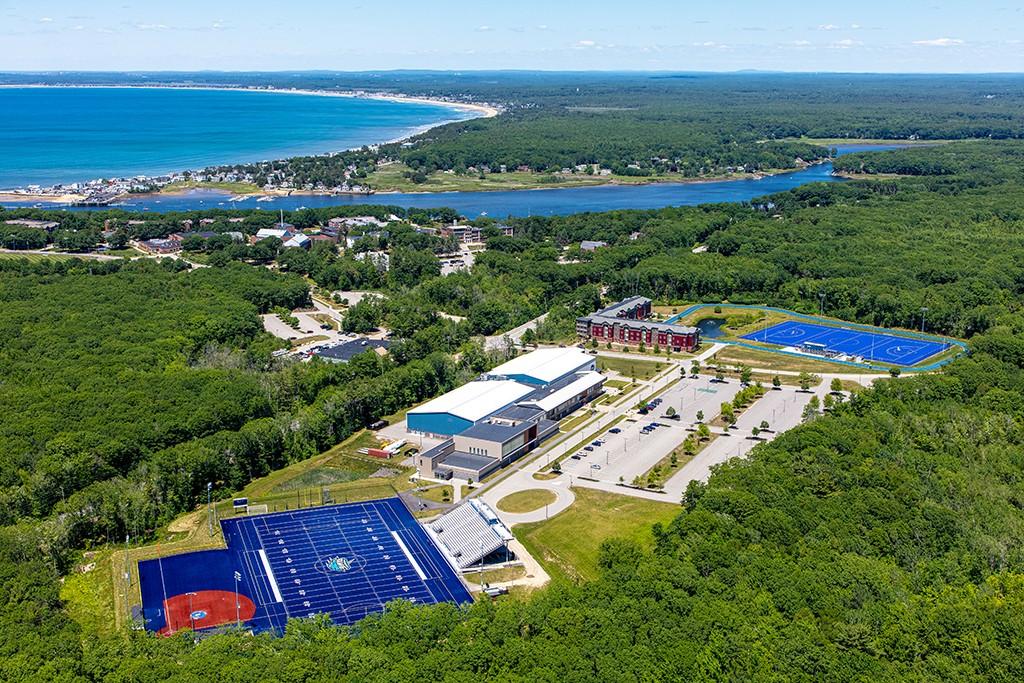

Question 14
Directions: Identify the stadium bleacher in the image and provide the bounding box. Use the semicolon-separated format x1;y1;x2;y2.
428;499;514;569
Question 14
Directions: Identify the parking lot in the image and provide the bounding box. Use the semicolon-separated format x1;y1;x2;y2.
560;374;743;485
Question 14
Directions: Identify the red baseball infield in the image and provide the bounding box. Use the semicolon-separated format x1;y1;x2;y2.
159;589;257;635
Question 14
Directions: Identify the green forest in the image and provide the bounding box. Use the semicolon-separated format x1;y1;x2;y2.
3;126;1024;679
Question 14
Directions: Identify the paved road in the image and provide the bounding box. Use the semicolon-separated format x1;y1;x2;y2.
485;313;549;351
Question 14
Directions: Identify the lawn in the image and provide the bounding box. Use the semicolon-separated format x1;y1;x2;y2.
416;484;454;504
0;252;79;262
60;551;118;638
516;488;680;582
713;345;853;373
497;489;558;514
161;180;261;194
559;409;597;433
596;355;666;381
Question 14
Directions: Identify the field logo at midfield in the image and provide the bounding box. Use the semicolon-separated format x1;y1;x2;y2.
326;556;352;573
316;554;367;574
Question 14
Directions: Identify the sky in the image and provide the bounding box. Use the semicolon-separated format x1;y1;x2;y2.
1;0;1022;73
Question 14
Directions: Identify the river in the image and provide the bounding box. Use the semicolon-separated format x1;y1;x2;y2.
5;144;902;217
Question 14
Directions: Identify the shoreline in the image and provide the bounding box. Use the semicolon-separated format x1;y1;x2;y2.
0;82;500;119
1;162;833;206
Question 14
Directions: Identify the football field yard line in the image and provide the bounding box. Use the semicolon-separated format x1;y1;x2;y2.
258;549;284;603
391;531;427;581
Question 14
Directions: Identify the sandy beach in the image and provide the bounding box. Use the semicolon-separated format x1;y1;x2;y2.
0;83;500;119
0;191;87;204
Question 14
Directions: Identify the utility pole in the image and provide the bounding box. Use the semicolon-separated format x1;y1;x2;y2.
234;571;242;627
187;592;197;632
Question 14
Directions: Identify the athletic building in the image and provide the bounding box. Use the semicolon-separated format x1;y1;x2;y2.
576;296;700;352
486;347;596;386
407;380;536;438
409;348;606;480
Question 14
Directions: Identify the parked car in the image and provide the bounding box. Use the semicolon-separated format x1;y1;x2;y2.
584;446;594;452
609;427;622;434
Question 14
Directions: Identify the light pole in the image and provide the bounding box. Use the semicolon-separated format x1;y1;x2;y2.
207;482;213;537
818;291;826;316
234;571;242;627
186;591;197;632
920;307;929;333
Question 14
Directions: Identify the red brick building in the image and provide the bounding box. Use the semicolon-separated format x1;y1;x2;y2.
576;296;699;352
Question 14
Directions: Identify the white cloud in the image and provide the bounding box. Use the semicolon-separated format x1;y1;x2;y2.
850;23;862;29
135;23;170;31
818;23;839;30
912;37;965;46
537;24;548;30
576;39;595;47
38;16;52;23
475;25;492;32
830;38;863;49
792;40;812;46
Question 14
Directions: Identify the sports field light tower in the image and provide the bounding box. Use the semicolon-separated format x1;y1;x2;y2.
920;307;929;333
207;482;213;536
234;571;242;627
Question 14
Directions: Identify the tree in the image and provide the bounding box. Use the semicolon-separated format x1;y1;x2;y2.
890;367;902;378
798;372;813;392
720;402;734;420
760;420;770;431
521;328;537;347
802;395;820;422
830;377;843;393
551;460;561;474
666;406;677;417
740;366;753;385
772;375;782;389
690;360;700;377
697;424;711;441
696;410;705;423
824;394;835;411
715;371;725;383
751;426;760;439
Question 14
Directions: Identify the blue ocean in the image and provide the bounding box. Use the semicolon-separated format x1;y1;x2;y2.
0;87;473;188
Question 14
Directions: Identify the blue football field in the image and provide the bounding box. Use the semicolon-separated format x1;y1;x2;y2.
741;320;949;366
138;498;471;635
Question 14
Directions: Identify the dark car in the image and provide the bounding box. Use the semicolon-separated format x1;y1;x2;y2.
609;427;622;434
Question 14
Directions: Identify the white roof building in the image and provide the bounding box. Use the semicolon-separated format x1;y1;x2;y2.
407;380;534;436
517;371;605;414
255;227;292;240
487;347;595;386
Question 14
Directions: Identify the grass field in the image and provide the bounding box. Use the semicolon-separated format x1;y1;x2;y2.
559;409;597;433
712;345;857;373
0;252;80;262
467;565;527;586
160;180;262;194
516;488;679;582
497;489;558;514
596;355;666;381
